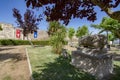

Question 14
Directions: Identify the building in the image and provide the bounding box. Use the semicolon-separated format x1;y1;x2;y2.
0;22;15;39
0;22;49;40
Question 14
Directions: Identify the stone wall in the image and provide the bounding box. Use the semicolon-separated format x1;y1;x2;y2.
0;23;49;40
29;30;49;40
0;23;15;39
71;48;113;80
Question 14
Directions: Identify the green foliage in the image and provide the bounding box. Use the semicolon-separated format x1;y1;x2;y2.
91;17;119;30
48;21;61;36
76;25;89;37
2;75;12;80
50;35;63;54
27;47;96;80
13;8;41;37
91;17;120;38
49;21;67;54
68;27;75;40
0;39;49;46
28;46;120;80
108;33;116;41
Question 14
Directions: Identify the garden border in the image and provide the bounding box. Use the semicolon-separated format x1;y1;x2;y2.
25;48;34;80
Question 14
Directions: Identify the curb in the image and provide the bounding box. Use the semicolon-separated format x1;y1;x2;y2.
25;48;34;80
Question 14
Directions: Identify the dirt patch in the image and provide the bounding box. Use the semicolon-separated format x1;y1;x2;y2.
0;46;30;80
64;45;77;51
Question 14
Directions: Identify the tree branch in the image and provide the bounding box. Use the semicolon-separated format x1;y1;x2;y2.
91;0;120;22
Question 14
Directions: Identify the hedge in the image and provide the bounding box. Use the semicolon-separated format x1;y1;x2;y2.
0;39;50;46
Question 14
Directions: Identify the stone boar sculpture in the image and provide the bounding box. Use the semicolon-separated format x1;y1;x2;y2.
78;34;107;49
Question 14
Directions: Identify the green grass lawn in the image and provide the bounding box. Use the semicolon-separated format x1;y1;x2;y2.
27;46;95;80
27;46;120;80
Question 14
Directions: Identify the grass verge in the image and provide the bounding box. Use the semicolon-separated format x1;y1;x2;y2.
2;75;12;80
27;46;95;80
27;46;120;80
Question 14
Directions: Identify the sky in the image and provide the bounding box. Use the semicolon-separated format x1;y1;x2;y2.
0;0;119;34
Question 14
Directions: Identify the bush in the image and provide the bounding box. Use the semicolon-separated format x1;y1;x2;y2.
0;39;50;46
50;27;67;54
0;39;17;45
32;40;50;45
50;35;63;54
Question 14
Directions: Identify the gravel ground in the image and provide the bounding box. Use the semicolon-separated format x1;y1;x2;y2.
0;46;31;80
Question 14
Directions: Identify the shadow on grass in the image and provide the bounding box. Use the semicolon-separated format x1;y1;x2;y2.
109;65;120;80
32;56;96;80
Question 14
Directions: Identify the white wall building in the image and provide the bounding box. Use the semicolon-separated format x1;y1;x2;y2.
0;22;49;40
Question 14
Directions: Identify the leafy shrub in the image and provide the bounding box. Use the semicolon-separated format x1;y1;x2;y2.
50;35;63;54
0;39;49;46
49;22;67;54
0;39;17;45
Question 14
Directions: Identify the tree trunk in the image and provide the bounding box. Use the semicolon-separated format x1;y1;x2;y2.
23;33;34;47
27;33;34;47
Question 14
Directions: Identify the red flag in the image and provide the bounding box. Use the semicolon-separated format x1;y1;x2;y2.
16;29;20;38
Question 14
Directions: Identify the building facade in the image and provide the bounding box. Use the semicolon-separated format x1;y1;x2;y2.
0;23;15;39
0;22;49;40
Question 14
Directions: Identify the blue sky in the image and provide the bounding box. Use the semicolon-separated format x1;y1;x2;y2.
0;0;119;34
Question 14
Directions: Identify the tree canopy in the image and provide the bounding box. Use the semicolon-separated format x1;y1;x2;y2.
13;8;42;37
49;21;66;54
47;21;61;36
68;27;75;40
76;25;89;37
108;33;116;41
91;17;120;38
25;0;120;25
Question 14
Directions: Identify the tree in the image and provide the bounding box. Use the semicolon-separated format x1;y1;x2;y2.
68;27;75;40
91;17;120;38
25;0;120;25
76;25;89;38
13;8;42;39
47;21;61;36
91;17;120;48
108;33;117;45
108;33;114;41
49;21;66;54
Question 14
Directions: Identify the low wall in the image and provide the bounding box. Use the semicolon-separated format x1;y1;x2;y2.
71;50;113;80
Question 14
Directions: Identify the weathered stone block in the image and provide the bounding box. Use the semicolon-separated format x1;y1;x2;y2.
71;49;113;80
78;34;107;49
